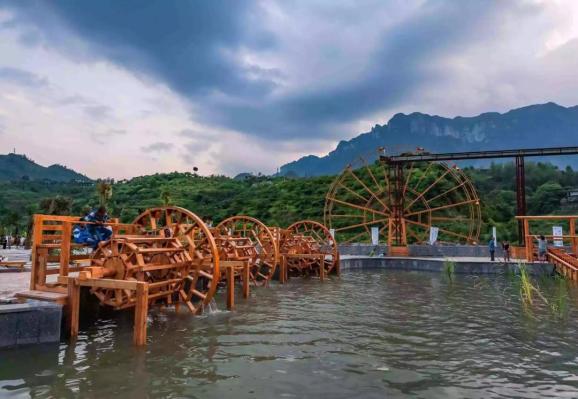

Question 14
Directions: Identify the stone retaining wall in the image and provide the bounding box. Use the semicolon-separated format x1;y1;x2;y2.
0;300;62;348
339;244;520;258
340;256;554;275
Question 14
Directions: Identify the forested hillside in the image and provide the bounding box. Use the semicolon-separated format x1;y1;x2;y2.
0;153;91;182
0;162;576;242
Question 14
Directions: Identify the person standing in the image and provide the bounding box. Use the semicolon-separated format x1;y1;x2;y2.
502;240;511;263
537;235;548;262
488;236;496;261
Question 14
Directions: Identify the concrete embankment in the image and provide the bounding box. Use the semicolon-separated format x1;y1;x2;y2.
340;256;554;275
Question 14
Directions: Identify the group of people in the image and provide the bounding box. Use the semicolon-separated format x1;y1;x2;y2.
488;237;512;262
488;235;549;262
1;235;26;249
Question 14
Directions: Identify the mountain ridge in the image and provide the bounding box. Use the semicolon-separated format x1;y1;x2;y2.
279;102;578;177
0;153;91;182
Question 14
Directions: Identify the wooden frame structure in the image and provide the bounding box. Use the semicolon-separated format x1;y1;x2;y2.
515;215;578;261
17;209;341;346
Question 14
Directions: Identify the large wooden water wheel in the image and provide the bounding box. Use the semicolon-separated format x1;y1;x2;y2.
324;159;481;245
131;206;220;313
281;220;339;277
89;236;193;309
215;216;278;286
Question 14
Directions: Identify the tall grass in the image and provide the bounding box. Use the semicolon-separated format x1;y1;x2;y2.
518;263;552;315
444;259;456;280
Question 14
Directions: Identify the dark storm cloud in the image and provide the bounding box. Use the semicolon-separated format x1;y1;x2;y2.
0;1;533;141
2;0;277;97
206;1;520;139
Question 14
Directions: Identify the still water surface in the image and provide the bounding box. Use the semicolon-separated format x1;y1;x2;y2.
1;270;578;398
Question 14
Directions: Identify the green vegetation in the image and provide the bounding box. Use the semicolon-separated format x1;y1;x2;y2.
0;161;576;239
443;259;456;280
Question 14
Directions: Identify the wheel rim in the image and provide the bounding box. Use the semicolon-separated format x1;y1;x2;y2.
132;206;220;312
283;220;338;276
216;216;278;286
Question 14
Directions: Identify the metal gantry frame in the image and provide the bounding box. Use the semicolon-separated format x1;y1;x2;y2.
383;146;578;244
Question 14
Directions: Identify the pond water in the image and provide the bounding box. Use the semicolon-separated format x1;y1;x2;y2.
1;270;578;398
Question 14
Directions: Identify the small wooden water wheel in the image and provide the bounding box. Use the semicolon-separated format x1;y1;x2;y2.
131;206;220;313
281;220;339;277
89;236;192;309
215;216;278;286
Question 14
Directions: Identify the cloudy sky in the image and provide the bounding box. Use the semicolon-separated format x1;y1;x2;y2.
0;0;577;179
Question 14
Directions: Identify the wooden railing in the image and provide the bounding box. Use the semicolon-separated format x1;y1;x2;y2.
548;247;578;280
30;214;138;292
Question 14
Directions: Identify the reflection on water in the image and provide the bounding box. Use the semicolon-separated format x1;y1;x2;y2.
2;270;578;398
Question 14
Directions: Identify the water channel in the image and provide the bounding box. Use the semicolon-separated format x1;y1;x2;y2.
1;269;578;398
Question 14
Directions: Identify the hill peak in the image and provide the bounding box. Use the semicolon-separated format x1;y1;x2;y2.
0;153;92;182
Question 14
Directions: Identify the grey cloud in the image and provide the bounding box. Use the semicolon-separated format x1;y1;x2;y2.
142;142;174;153
83;105;113;120
90;128;126;144
0;66;48;88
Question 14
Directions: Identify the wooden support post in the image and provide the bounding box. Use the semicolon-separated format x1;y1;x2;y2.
523;219;532;262
36;247;48;290
335;253;341;277
226;266;235;310
68;277;80;338
60;222;72;277
279;255;287;284
242;262;250;299
570;218;577;256
319;255;325;282
133;282;149;346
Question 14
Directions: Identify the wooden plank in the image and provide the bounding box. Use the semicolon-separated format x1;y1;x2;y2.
15;290;68;304
226;266;235;310
221;260;246;268
133;282;149;346
571;219;577;255
77;278;139;290
319;255;325;282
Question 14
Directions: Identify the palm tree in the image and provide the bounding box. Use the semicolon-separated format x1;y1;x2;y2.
96;180;113;207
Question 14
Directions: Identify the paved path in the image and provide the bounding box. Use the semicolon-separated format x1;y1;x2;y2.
0;248;31;265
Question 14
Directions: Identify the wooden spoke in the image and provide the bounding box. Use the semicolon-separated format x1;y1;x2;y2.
347;169;391;213
405;218;471;241
404;198;479;218
327;197;390;218
335;217;389;232
404;167;452;212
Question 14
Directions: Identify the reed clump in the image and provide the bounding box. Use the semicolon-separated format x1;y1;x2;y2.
444;259;456;280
